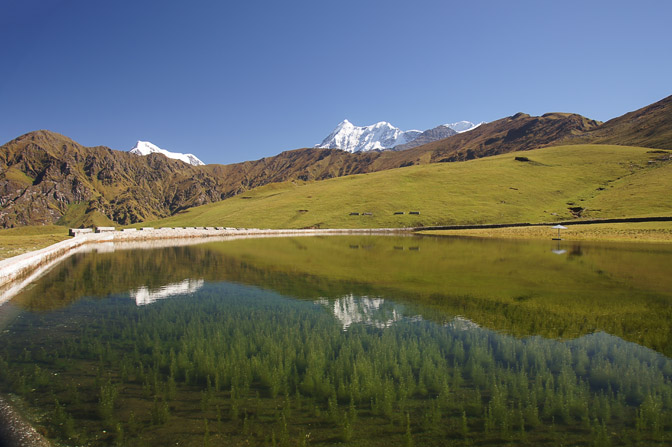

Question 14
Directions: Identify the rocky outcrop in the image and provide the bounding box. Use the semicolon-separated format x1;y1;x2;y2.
392;125;458;151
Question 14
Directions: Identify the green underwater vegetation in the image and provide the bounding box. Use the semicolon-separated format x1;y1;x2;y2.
0;235;671;446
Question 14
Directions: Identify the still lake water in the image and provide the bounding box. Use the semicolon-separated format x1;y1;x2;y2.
0;235;671;446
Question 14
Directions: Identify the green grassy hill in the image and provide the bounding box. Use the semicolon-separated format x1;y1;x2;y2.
141;144;672;229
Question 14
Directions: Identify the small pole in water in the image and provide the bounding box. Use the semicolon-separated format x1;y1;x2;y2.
551;224;567;240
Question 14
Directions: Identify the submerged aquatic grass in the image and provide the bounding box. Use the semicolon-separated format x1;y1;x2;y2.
0;235;671;446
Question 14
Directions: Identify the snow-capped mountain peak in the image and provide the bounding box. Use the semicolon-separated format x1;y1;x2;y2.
129;141;205;166
317;120;421;153
442;121;483;133
317;118;483;153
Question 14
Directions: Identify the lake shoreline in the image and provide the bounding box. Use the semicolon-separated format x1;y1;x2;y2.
2;231;671;446
419;220;672;244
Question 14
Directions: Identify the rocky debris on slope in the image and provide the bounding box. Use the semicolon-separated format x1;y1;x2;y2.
0;395;52;447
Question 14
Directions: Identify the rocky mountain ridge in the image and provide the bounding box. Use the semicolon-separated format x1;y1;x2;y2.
1;94;670;228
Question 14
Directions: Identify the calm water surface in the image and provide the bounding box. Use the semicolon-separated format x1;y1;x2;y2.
0;235;671;446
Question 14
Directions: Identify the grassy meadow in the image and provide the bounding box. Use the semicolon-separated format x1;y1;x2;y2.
56;202;116;229
139;144;672;230
0;225;70;260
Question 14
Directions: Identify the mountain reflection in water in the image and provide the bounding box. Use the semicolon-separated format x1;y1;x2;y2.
315;295;406;330
130;278;204;306
316;295;482;333
9;235;672;354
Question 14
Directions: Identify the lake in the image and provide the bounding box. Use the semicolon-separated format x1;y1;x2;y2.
0;235;671;446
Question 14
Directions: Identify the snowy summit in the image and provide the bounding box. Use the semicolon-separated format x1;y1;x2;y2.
317;120;422;153
317;119;481;153
442;121;483;133
129;141;205;166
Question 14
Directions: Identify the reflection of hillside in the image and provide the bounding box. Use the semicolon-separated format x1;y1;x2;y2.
12;247;210;311
199;236;672;355
445;315;480;331
10;235;672;356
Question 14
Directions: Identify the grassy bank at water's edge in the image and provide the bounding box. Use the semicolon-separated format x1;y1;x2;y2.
0;226;69;260
420;221;672;243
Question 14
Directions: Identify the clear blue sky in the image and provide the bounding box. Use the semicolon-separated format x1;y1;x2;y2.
1;0;670;164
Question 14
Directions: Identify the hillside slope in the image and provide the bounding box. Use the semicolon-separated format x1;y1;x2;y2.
0;132;370;227
391;125;458;151
144;145;672;229
0;113;601;228
0;131;224;227
372;112;601;167
561;94;672;149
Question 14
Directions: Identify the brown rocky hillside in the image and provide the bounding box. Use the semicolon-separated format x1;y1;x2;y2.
558;94;672;149
392;125;458;151
0;131;221;227
0;131;370;228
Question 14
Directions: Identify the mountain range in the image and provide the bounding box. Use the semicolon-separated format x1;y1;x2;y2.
316;119;481;152
1;94;670;228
